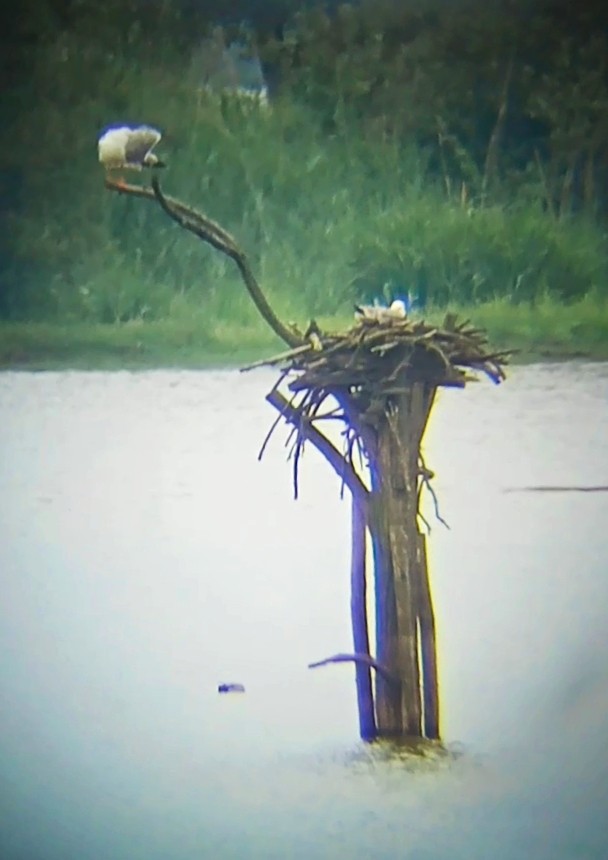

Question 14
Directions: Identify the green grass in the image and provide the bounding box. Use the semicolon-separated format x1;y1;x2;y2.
443;294;608;361
0;317;281;370
2;29;607;324
2;24;607;362
2;295;607;371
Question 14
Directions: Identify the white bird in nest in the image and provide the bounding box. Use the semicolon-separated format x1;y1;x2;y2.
97;124;165;186
354;299;408;324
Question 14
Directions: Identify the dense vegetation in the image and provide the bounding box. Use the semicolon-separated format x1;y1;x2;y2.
1;0;607;359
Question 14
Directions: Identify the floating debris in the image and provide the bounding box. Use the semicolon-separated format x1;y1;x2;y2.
218;683;246;694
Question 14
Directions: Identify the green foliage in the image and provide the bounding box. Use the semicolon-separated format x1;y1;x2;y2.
1;0;607;332
3;293;608;370
352;198;608;306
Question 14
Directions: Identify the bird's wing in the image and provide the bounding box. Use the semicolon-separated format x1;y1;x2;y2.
124;127;162;163
98;128;130;163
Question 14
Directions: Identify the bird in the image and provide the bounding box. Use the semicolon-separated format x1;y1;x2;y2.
354;299;408;324
388;299;408;319
97;125;165;186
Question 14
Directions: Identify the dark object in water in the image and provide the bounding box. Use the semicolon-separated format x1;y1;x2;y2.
218;683;245;694
505;485;608;493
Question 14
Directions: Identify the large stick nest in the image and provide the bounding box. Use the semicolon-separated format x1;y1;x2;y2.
250;310;510;409
248;311;511;501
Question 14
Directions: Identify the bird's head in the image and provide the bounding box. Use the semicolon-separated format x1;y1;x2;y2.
389;299;408;318
143;153;166;168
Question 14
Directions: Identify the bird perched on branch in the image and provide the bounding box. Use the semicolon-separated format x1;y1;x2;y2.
354;299;408;324
98;124;165;186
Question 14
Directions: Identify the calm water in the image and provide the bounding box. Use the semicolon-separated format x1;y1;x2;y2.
0;363;607;859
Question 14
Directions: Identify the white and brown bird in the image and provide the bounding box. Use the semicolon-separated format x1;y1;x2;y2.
354;299;408;324
97;125;165;185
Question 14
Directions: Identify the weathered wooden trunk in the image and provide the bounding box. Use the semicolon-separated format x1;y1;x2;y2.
366;381;440;739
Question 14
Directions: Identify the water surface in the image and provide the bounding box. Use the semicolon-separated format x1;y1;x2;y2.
1;363;607;859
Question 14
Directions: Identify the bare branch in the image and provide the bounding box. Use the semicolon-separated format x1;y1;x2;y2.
265;389;369;507
256;374;292;462
241;344;312;372
104;176;303;348
418;453;450;530
308;653;398;686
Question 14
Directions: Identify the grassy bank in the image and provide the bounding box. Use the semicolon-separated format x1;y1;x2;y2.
2;12;607;356
2;28;607;323
2;295;607;371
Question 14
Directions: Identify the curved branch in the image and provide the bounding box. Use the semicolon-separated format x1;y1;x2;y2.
151;179;238;256
308;653;398;686
104;176;303;348
105;177;236;247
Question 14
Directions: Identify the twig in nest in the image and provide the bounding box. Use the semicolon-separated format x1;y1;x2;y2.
242;343;312;372
257;377;295;461
293;436;303;499
307;388;331;421
265;389;369;506
340;429;360;500
285;424;299;456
